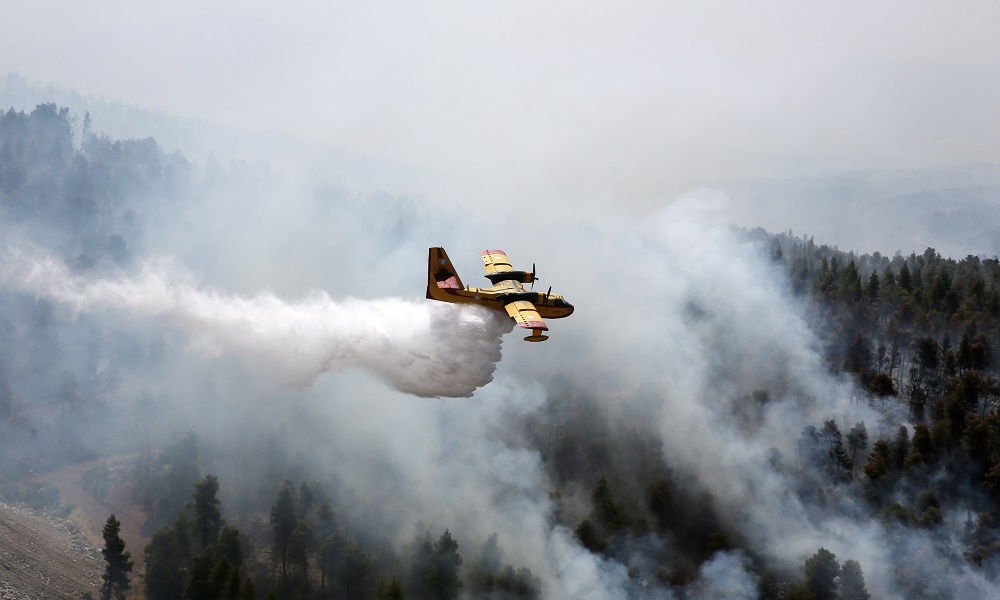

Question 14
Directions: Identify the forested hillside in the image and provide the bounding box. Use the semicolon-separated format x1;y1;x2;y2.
3;103;1000;599
764;231;1000;593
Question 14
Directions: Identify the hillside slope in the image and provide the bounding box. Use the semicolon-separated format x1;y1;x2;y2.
0;501;102;599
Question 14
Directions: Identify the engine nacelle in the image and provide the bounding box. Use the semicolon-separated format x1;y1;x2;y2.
484;271;535;285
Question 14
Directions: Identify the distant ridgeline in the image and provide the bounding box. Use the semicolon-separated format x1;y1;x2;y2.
0;102;190;268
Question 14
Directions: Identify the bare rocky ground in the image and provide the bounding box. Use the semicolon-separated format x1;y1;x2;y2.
0;500;102;599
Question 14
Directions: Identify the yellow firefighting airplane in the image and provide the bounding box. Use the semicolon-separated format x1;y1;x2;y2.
426;247;574;342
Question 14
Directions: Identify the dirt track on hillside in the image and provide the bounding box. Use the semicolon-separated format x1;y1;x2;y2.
0;453;150;599
38;453;149;575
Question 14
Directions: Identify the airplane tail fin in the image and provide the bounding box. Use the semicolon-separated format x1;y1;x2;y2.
427;247;465;300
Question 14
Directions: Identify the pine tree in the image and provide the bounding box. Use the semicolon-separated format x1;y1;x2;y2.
867;271;880;305
299;481;315;519
803;548;839;600
189;475;224;550
289;520;314;591
914;489;943;526
899;262;913;291
893;426;911;472
846;422;869;478
467;533;502;595
839;559;870;600
182;550;216;600
241;578;256;600
591;476;628;532
864;440;893;493
425;530;463;600
316;500;339;597
100;514;134;600
270;480;298;584
573;518;602;552
821;420;851;480
376;577;407;600
337;542;374;598
216;525;243;570
144;525;186;600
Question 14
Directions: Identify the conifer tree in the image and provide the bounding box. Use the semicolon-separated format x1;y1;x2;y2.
893;426;911;472
289;520;314;591
100;514;134;600
867;271;880;305
839;559;870;600
864;440;892;490
182;550;216;600
189;474;224;550
144;524;186;600
376;577;407;600
803;548;839;600
821;420;851;480
216;525;243;570
426;529;463;600
316;500;339;596
337;542;374;598
899;261;912;291
845;422;869;477
591;476;628;532
270;480;298;584
299;481;315;519
240;578;256;600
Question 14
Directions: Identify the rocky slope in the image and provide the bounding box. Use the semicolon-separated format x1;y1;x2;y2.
0;501;102;599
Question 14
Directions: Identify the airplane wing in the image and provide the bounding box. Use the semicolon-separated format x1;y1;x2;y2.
482;249;535;285
504;300;549;342
481;249;514;276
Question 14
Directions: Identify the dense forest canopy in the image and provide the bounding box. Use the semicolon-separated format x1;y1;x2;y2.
3;103;1000;599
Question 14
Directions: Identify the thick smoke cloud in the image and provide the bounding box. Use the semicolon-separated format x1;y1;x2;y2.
0;244;509;397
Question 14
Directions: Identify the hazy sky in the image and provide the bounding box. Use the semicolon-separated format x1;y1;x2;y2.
5;1;1000;206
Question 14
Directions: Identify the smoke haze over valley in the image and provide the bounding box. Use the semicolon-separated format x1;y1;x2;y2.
3;2;1000;599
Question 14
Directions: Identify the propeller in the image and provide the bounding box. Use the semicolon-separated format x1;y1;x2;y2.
530;262;537;290
544;285;551;305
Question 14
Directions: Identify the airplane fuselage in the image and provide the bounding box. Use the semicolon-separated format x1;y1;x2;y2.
429;279;575;320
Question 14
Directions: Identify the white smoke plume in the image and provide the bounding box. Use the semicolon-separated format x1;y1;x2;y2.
0;244;510;397
686;550;759;599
